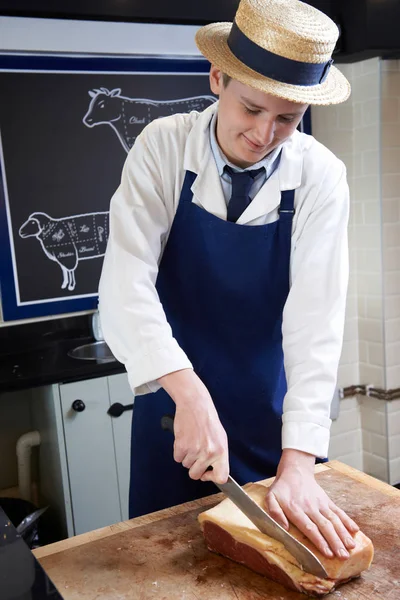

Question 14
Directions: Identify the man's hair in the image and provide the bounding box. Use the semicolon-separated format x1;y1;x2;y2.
222;73;232;87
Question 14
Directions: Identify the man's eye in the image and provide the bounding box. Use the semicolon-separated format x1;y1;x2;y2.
279;116;294;123
244;106;260;115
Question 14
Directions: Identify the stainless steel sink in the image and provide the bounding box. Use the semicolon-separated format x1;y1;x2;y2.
68;341;116;363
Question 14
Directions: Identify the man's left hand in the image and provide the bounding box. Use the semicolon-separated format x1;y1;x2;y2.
265;449;359;560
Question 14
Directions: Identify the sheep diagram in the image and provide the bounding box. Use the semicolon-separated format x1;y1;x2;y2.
82;87;216;152
19;211;109;292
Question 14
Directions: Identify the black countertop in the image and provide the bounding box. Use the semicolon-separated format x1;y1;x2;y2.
0;314;126;394
0;336;126;393
0;506;64;599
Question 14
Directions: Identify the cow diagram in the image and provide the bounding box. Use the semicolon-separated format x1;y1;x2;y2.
19;211;109;291
82;87;216;152
18;88;215;297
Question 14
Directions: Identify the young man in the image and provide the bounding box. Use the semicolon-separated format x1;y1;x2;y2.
99;0;359;561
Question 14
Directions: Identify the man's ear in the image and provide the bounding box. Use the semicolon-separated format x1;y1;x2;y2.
209;66;223;96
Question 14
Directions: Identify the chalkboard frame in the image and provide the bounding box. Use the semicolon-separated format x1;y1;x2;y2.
0;53;214;322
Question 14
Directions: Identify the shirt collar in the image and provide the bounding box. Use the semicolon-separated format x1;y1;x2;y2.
209;110;283;176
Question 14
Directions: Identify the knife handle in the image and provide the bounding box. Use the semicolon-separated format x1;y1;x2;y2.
161;414;213;471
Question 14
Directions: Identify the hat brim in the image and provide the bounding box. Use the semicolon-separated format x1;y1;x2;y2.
196;23;351;106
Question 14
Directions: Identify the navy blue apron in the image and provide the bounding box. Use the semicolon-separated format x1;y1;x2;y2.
129;170;296;519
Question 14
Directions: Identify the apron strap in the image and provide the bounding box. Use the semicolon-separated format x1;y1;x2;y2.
278;189;295;220
276;188;295;295
277;189;295;244
180;170;197;204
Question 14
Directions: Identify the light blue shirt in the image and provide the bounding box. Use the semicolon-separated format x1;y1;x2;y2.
209;111;282;207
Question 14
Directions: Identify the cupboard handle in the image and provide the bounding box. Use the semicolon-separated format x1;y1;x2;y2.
107;402;134;418
72;399;86;412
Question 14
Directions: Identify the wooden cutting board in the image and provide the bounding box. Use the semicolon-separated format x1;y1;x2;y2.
34;461;400;599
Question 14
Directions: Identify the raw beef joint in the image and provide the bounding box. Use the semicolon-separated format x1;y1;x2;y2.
198;480;374;597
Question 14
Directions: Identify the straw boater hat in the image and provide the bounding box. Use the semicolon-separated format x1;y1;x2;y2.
195;0;350;105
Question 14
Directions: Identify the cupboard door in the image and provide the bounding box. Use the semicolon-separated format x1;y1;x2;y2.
107;373;133;521
60;377;121;534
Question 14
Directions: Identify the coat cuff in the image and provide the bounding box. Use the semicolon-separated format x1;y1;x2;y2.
126;338;193;396
282;414;331;459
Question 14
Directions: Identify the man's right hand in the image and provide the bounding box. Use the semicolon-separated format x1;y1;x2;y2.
157;368;229;485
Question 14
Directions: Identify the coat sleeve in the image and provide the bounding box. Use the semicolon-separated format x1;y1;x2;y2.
98;124;193;396
281;159;350;459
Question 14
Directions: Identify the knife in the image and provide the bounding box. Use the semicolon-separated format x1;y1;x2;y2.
161;414;328;579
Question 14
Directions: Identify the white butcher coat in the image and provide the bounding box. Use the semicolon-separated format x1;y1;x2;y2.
98;101;349;459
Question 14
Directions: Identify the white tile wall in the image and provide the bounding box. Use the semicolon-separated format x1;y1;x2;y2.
387;367;400;390
353;60;385;395
361;396;389;481
329;397;363;470
313;59;400;483
389;459;400;485
381;60;400;484
382;61;400;393
387;400;400;486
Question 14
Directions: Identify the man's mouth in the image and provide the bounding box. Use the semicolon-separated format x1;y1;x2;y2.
242;134;267;152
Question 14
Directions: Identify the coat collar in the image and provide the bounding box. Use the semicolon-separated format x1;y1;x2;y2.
183;101;305;224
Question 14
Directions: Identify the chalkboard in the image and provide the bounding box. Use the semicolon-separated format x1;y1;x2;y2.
0;54;215;321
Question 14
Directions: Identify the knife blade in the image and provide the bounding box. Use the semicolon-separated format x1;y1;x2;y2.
161;414;328;579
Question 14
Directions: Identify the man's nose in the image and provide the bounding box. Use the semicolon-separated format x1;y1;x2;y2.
255;120;275;146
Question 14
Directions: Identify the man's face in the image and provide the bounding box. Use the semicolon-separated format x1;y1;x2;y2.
209;67;309;169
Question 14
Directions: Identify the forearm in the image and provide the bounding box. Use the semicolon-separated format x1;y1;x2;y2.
158;368;215;411
158;369;229;484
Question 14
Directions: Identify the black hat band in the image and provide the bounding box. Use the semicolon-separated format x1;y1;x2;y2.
227;20;333;87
